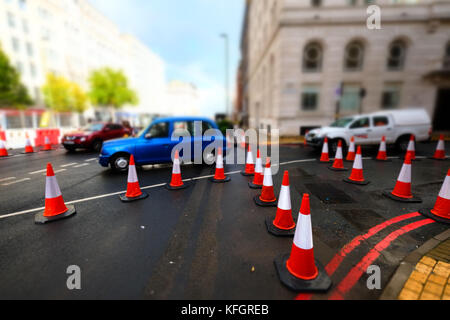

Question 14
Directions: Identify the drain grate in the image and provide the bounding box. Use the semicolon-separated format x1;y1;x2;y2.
305;183;355;204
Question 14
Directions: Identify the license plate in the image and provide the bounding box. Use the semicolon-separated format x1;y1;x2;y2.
64;141;75;145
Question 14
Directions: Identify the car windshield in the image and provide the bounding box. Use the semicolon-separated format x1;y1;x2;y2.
330;118;354;128
82;123;104;132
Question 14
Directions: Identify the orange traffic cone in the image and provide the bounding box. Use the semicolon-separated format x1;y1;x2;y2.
42;136;52;151
420;169;450;224
328;140;348;171
266;171;296;236
35;163;77;224
210;148;230;183
249;149;263;189
166;150;189;190
23;133;35;154
344;146;370;185
241;145;255;176
0;139;9;157
375;136;390;161
254;158;277;207
345;137;356;162
430;135;446;160
274;194;332;292
319;137;330;163
383;154;422;203
119;155;148;202
405;135;417;160
303;130;309;147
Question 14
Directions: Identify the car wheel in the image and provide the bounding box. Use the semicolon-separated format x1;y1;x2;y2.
396;136;410;153
329;139;346;155
110;154;130;172
92;139;103;152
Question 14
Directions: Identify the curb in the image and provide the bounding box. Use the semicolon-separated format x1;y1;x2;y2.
379;229;450;300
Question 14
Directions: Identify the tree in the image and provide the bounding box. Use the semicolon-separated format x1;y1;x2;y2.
0;44;33;108
88;67;138;110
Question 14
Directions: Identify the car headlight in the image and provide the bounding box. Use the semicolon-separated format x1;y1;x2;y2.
80;137;87;142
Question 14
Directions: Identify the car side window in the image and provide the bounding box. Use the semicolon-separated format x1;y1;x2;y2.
350;117;370;129
148;122;169;138
173;121;195;137
373;116;389;127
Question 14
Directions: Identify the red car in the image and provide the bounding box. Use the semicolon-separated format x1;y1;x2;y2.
62;123;132;152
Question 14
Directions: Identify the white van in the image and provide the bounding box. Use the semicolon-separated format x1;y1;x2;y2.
306;109;432;153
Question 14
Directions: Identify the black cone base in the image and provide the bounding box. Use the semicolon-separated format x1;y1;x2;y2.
248;181;263;189
254;195;277;207
0;155;12;159
344;159;355;163
165;181;191;191
22;151;37;154
265;217;295;237
209;176;231;183
374;158;392;162
317;159;331;164
343;178;370;186
328;166;348;172
419;209;450;225
274;254;332;292
382;190;422;203
35;205;76;224
241;171;254;177
119;192;149;203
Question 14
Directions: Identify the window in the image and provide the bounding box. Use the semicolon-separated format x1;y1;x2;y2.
344;41;364;71
444;42;450;69
311;0;322;7
341;84;362;112
348;0;357;5
373;116;389;127
16;61;24;74
7;12;15;28
382;84;401;109
350;117;370;129
26;42;33;56
147;122;169;138
387;40;407;70
301;86;319;111
30;63;36;77
23;19;29;33
18;0;26;10
303;42;323;72
173;121;195;137
12;37;19;52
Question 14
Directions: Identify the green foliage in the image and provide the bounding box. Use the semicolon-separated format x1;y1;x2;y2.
0;45;33;109
42;73;88;113
217;119;234;136
88;68;138;109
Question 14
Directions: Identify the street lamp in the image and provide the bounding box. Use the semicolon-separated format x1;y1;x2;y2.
220;33;229;117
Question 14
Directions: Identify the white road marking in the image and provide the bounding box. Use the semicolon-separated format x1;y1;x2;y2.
85;158;98;162
0;177;16;183
61;163;78;168
74;163;90;168
29;169;46;175
2;178;31;186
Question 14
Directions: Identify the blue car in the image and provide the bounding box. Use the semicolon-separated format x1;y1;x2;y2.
99;117;227;171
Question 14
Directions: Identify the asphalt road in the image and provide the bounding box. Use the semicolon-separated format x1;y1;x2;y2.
0;142;448;300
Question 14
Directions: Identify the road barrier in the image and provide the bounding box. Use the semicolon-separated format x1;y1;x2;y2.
344;146;370;185
210;148;231;183
249;149;263;189
319;137;330;163
120;155;148;202
241;145;255;176
166;150;189;190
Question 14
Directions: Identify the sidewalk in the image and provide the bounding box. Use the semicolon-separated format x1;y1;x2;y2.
381;230;450;300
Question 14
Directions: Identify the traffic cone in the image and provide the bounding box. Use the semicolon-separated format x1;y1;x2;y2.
166;150;189;190
254;158;277;207
241;145;255;176
249;149;263;189
328;140;348;171
343;146;370;185
319;137;331;163
42;136;52;151
420;169;450;225
405;135;417;160
266;171;296;236
274;194;332;292
35;163;76;224
383;154;422;203
303;130;309;147
210;148;230;183
430;135;446;160
345;137;356;162
0;139;9;157
375;136;390;161
119;155;148;202
23;133;35;154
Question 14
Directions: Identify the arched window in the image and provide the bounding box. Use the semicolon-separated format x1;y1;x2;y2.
387;40;407;71
444;41;450;69
344;41;365;71
303;42;323;72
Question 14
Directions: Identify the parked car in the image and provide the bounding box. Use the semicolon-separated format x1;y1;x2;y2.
62;123;132;152
306;109;432;153
99;117;227;171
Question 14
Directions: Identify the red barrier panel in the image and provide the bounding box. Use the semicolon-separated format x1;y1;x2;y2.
35;129;60;146
0;131;5;141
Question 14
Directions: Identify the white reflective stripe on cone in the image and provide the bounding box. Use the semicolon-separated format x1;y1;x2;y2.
26;139;32;146
173;159;181;174
379;142;386;152
397;164;411;183
247;151;254;164
278;185;291;210
353;154;363;170
437;140;445;151
293;213;313;250
263;167;273;186
127;165;138;183
438;175;450;200
348;142;355;153
45;176;62;199
335;147;343;159
322;142;328;154
407;140;415;151
216;154;224;169
254;158;263;173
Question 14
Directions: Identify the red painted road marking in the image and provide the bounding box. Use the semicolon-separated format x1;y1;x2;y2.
295;212;422;300
328;218;435;300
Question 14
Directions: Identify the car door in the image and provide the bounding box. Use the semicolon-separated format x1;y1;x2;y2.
371;115;394;143
348;117;374;145
172;121;196;162
135;121;171;163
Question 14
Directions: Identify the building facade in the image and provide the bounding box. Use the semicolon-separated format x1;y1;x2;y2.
237;0;450;136
165;80;200;117
0;0;166;128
